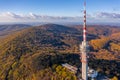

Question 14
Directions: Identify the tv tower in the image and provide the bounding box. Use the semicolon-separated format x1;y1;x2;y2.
62;0;90;80
80;0;89;80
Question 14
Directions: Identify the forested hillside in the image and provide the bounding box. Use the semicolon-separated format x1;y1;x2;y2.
0;24;120;80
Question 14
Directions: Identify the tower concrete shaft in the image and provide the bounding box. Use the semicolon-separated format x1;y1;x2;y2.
81;41;88;80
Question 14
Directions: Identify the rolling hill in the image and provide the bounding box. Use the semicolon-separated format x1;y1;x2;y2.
0;24;82;80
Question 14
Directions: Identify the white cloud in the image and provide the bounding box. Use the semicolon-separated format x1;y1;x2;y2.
96;12;120;19
0;12;83;22
0;12;119;23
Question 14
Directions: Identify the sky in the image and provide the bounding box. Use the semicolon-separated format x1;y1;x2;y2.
0;0;120;24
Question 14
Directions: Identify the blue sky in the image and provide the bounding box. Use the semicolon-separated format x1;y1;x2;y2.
0;0;120;23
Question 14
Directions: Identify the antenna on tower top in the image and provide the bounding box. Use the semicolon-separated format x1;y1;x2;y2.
84;0;86;8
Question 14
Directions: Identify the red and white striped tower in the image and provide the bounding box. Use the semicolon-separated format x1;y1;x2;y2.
83;0;87;42
80;0;88;80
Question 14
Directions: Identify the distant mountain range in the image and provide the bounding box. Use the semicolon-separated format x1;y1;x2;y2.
0;24;31;38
